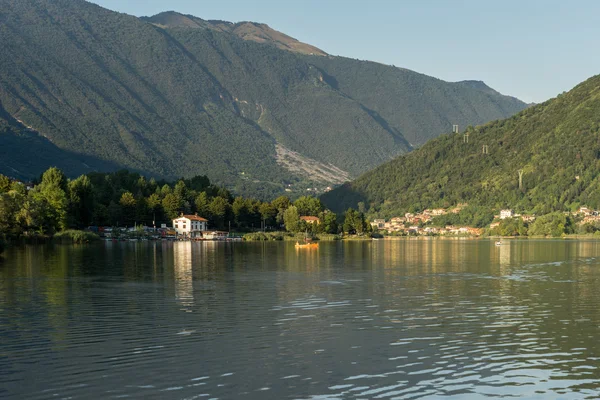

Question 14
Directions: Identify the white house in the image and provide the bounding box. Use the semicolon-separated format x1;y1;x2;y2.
173;214;208;237
500;209;514;220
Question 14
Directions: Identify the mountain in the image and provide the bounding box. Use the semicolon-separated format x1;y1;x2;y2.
143;12;328;56
0;0;527;198
322;75;600;216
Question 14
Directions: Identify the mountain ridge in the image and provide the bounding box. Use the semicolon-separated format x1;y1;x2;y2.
142;11;328;56
321;74;600;216
0;0;527;198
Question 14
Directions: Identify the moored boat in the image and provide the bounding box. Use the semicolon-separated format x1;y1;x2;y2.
295;241;319;249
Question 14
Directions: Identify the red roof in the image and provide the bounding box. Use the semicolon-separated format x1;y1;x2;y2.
179;215;208;222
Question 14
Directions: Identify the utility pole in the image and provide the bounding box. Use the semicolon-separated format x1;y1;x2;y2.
463;132;469;143
518;170;524;190
452;124;459;134
482;145;489;154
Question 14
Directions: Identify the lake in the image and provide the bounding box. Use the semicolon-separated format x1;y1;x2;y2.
2;239;600;399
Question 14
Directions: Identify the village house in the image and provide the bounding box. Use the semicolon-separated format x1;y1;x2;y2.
173;214;208;238
578;207;598;217
424;208;446;217
371;219;386;230
300;216;320;224
520;214;537;223
500;209;514;219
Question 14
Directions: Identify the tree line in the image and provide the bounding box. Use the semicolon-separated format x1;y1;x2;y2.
0;168;373;240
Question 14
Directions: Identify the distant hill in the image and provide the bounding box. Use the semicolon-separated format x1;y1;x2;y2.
322;75;600;216
0;0;527;198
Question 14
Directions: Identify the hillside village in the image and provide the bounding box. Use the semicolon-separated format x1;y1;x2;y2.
370;206;600;237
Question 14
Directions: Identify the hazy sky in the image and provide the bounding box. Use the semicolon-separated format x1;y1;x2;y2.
91;0;600;103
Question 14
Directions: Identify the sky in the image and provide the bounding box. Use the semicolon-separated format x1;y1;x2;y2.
91;0;600;104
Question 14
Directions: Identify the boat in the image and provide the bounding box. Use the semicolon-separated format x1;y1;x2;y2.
296;229;318;249
295;241;319;249
495;241;502;246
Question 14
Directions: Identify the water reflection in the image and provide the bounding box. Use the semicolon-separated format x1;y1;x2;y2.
173;242;194;308
2;239;600;398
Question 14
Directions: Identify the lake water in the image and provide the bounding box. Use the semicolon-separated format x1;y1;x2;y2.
2;239;600;399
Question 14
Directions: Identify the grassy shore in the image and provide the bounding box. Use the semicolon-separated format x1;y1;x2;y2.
53;230;101;244
242;232;344;241
241;231;384;241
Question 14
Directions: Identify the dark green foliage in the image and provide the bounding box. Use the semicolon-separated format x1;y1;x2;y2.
528;213;575;237
0;0;526;199
490;219;529;237
321;212;339;234
283;206;300;233
293;196;324;217
343;208;370;235
323;75;600;220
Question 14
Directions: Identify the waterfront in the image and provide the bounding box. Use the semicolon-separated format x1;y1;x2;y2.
2;239;600;399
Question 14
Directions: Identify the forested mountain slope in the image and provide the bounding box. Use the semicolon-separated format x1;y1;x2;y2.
0;0;526;198
305;58;527;146
143;12;328;56
322;75;600;217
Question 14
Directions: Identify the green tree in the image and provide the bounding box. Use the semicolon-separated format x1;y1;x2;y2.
174;180;188;202
321;211;338;234
31;167;69;233
259;202;276;228
232;196;250;228
147;193;164;225
0;174;10;193
283;205;300;233
107;201;122;226
194;192;210;217
271;196;291;211
16;194;52;234
528;212;574;237
209;196;231;230
294;196;323;216
92;203;109;226
68;175;95;228
119;191;137;227
162;193;182;220
0;190;23;237
273;195;291;226
343;208;367;234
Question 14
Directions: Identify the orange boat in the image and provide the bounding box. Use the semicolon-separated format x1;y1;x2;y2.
295;241;319;249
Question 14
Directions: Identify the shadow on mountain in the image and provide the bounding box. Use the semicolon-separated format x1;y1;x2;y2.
0;129;128;180
320;182;368;214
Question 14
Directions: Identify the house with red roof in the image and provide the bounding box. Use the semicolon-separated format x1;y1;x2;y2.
300;216;321;225
173;213;208;237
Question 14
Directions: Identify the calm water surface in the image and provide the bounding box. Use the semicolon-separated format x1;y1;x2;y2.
2;239;600;399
